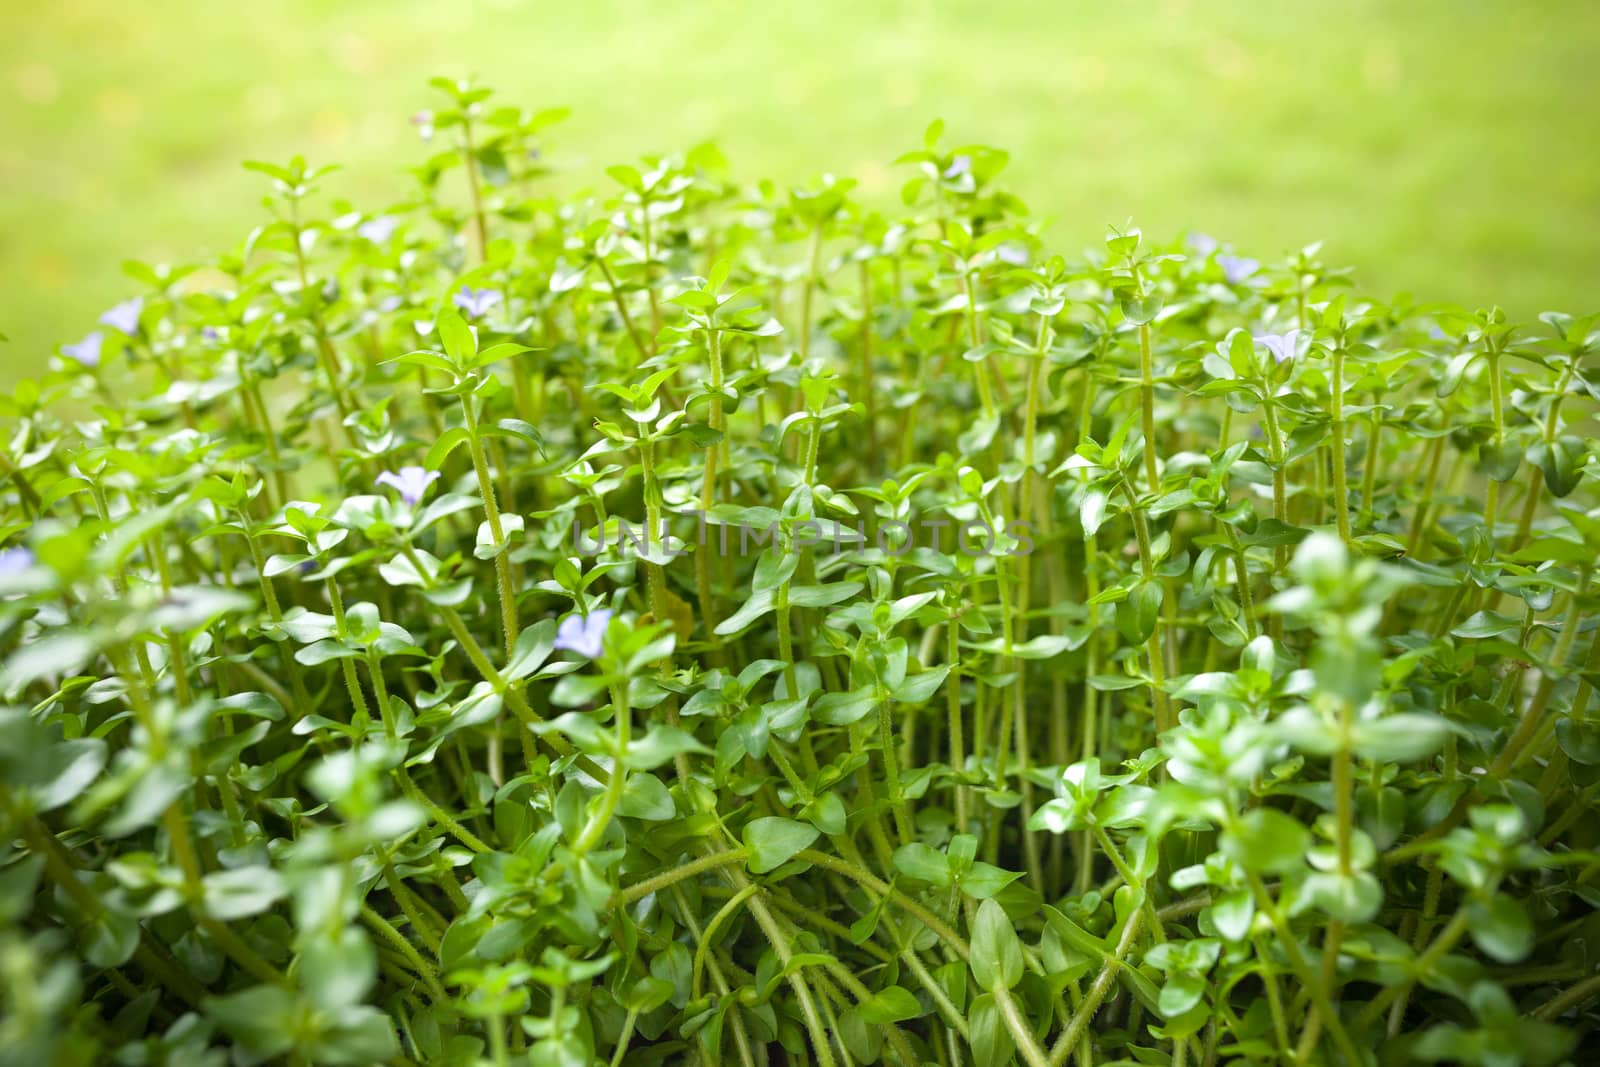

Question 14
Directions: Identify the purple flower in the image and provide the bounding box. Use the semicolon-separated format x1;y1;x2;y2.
995;243;1029;267
358;215;400;244
99;297;144;337
1187;233;1219;256
554;608;613;659
1255;330;1302;365
375;466;440;506
61;332;103;368
942;155;972;179
452;286;502;319
201;326;223;342
1218;254;1259;285
0;547;34;577
411;110;435;141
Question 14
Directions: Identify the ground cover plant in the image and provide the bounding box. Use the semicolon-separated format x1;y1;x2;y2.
2;78;1599;1066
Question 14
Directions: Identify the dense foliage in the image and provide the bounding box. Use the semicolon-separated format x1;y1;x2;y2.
3;79;1599;1067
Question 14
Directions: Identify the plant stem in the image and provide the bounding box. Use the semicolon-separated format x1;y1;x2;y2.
962;268;997;419
1484;348;1505;534
613;848;750;906
1138;323;1160;492
460;117;489;261
572;682;632;855
744;891;837;1067
994;981;1052;1067
1261;395;1289;570
945;616;969;830
598;257;649;362
696;324;726;644
1330;343;1351;541
800;226;823;362
859;258;879;456
878;694;916;846
460;395;520;658
1049;909;1143;1066
360;905;448;1003
796;850;971;960
1126;489;1171;734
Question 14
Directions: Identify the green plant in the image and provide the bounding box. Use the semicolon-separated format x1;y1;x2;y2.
2;80;1598;1066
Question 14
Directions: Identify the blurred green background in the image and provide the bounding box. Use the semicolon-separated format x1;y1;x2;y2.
3;0;1598;383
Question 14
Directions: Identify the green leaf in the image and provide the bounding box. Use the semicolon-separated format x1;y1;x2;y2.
625;726;710;770
204;986;298;1059
893;843;953;887
1467;894;1533;963
384;349;456;374
972;632;1087;659
436;308;476;362
1222;808;1309;875
1;633;96;692
1531;436;1587;497
317;1007;399;1064
1116;580;1162;644
620;976;675;1013
425;427;471;470
299;928;377;1007
859;985;922;1025
1210;888;1254;942
968;994;1014;1067
891;666;950;704
202;866;287;921
960;862;1022;900
743;817;819;874
619;773;676;821
1029;798;1085;834
969;899;1024;990
714;590;776;636
813;687;877;726
35;738;107;812
1158;971;1207;1017
606;163;644;191
83;908;140;967
1305;871;1382;923
1452;610;1522;640
1350;713;1451;763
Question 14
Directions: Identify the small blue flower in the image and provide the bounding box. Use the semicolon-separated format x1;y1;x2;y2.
0;546;34;577
1254;330;1302;365
358;216;400;244
995;243;1029;267
99;297;144;337
942;155;971;180
452;286;502;319
375;466;440;506
201;326;223;342
554;608;613;659
1218;254;1259;285
61;332;103;368
1187;233;1219;256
